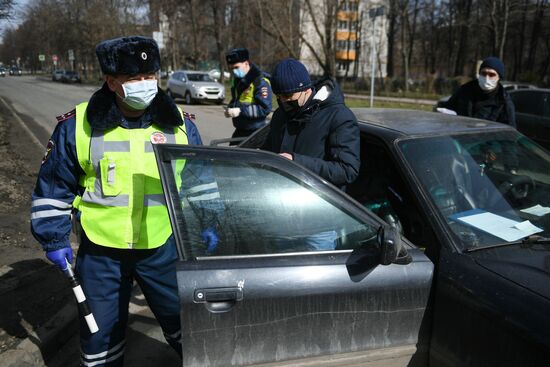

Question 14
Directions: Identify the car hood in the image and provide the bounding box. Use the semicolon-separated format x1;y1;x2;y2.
474;245;550;301
190;81;223;88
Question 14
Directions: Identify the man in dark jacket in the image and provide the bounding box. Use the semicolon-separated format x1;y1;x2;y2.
262;58;360;190
441;57;516;127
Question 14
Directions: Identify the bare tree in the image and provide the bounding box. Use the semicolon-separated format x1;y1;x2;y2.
397;0;420;91
0;0;15;19
296;0;344;76
209;0;230;83
252;0;300;59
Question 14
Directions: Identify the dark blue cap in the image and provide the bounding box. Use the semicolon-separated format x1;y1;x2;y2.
226;48;249;64
96;36;160;76
480;57;505;79
270;58;312;94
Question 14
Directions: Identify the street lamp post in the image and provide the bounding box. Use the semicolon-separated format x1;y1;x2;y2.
369;6;385;108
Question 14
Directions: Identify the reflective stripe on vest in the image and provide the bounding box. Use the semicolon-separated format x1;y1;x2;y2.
234;77;270;104
74;102;188;249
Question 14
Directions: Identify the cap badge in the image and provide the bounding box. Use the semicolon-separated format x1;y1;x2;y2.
150;131;167;144
141;52;147;60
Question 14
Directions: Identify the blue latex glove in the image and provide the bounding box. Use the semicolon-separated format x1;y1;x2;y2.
201;228;219;254
46;247;73;272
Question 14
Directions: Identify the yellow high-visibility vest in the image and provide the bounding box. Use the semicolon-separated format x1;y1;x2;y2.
73;102;188;249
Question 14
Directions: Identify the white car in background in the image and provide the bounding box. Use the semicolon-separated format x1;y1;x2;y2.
208;68;231;81
166;70;225;105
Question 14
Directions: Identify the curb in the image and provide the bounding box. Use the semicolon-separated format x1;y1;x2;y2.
0;301;78;367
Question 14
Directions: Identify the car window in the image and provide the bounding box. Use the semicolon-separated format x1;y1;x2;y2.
187;73;214;82
511;91;543;115
399;131;550;251
168;156;378;259
347;135;436;254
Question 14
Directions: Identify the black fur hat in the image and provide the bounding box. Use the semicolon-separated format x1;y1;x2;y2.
226;48;249;65
96;36;160;75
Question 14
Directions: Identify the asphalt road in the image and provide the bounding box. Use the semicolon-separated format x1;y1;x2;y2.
0;75;237;366
0;75;235;146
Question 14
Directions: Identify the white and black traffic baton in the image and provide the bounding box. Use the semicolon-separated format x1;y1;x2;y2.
64;259;99;334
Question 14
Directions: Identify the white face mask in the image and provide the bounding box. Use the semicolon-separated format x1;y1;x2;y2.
119;79;158;110
478;75;498;92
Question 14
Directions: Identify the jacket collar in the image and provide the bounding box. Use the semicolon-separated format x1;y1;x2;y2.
235;63;263;95
86;82;183;130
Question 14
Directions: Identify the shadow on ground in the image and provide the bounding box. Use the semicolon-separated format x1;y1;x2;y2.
0;259;75;362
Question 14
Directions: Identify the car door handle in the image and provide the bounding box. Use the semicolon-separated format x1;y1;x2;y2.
194;287;243;314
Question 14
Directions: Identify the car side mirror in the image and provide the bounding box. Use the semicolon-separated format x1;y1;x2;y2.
181;77;187;82
377;225;412;265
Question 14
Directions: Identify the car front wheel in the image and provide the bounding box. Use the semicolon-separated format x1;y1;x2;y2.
167;89;176;101
184;92;194;105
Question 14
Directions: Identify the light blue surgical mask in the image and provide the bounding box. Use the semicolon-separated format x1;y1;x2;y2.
233;68;246;78
120;79;158;110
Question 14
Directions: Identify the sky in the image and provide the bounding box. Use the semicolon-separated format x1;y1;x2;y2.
0;0;30;40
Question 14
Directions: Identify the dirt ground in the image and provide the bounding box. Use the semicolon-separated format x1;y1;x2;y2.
0;101;74;358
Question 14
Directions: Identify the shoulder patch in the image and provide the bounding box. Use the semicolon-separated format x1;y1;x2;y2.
56;109;76;123
183;111;196;122
41;139;55;165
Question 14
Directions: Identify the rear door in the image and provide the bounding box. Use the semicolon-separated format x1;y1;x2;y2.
154;145;434;367
512;90;550;148
170;72;185;97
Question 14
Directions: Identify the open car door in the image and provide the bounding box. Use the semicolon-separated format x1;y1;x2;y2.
154;144;433;367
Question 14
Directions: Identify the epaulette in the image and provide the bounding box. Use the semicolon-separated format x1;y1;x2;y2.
183;111;196;122
56;109;76;123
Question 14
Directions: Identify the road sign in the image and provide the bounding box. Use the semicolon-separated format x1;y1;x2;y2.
38;54;45;62
52;55;58;62
153;31;164;50
68;49;74;61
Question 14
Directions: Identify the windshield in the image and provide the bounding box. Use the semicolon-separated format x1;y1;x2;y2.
187;73;213;82
399;131;550;251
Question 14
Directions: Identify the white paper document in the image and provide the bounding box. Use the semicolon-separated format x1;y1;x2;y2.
453;211;543;242
520;204;550;217
436;107;457;115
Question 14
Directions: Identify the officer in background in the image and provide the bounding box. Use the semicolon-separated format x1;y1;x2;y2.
30;36;219;366
224;47;272;144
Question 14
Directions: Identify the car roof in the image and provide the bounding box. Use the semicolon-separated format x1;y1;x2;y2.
185;70;209;74
508;88;550;93
352;108;513;139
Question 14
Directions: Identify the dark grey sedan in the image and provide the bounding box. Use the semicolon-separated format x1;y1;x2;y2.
154;109;550;367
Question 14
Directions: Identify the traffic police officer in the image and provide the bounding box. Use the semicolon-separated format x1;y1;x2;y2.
30;36;219;366
225;47;272;144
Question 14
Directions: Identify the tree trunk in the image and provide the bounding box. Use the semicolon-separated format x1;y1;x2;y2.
386;0;397;78
453;0;472;76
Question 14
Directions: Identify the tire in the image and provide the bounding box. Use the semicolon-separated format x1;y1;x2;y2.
184;92;194;105
216;99;224;105
166;89;175;101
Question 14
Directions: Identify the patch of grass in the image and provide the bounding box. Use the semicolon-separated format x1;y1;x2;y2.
344;97;433;111
341;86;443;101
